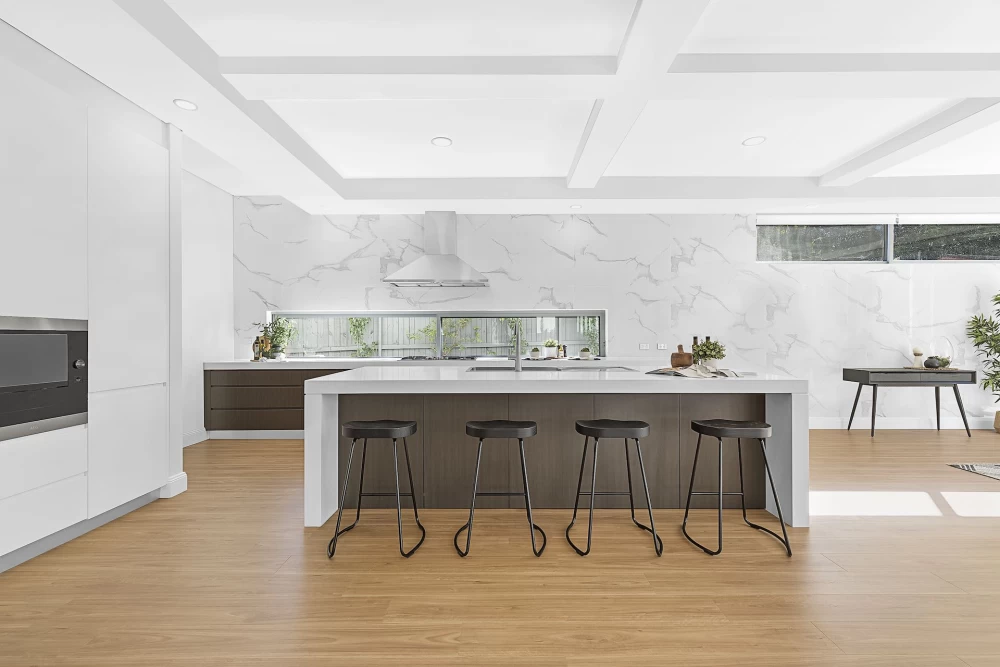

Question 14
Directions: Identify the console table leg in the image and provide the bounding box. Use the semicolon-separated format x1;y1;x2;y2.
847;383;863;430
953;384;972;437
870;385;878;437
935;386;941;431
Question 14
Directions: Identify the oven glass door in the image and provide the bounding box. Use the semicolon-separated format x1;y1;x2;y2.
0;333;69;390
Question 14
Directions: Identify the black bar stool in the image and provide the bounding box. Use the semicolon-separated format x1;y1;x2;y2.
455;420;546;557
682;419;791;557
327;420;426;559
566;419;662;557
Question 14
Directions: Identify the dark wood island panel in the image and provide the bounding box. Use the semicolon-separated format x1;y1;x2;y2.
335;392;765;510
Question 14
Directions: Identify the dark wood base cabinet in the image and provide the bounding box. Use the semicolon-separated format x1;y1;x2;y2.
203;370;345;430
337;393;767;510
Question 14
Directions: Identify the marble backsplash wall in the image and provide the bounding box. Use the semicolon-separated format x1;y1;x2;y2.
234;196;999;428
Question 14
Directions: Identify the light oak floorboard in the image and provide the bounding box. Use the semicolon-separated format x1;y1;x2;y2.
0;429;997;665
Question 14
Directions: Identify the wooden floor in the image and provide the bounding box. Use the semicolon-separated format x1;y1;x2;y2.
2;430;1000;666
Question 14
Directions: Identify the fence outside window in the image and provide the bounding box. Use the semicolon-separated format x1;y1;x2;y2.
270;310;607;359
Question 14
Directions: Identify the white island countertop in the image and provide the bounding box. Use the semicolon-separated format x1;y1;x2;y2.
304;365;808;395
207;357;680;371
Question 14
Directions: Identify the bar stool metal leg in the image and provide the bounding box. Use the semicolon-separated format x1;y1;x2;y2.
624;438;663;556
392;438;426;558
681;434;725;556
454;438;484;557
566;436;600;556
756;439;792;556
328;438;360;558
517;438;547;557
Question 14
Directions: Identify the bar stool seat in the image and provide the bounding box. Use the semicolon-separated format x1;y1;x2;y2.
575;419;649;439
342;419;417;439
466;420;537;439
327;420;425;560
455;420;546;557
566;418;662;557
691;419;771;440
682;419;791;557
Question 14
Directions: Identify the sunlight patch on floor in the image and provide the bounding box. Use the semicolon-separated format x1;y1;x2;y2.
809;490;942;517
940;491;1000;517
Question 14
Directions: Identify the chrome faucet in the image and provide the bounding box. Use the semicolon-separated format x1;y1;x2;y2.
513;324;522;372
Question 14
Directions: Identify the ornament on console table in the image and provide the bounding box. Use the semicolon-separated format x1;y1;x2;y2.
912;346;924;367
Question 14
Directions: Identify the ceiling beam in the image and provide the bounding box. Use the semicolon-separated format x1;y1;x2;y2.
820;98;1000;187
565;0;713;188
226;52;1000;101
113;0;348;197
220;55;617;76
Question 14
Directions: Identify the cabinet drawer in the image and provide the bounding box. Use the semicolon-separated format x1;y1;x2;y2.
0;473;87;556
869;373;915;384
207;409;304;431
0;425;88;501
209;386;303;410
921;371;974;383
209;370;340;387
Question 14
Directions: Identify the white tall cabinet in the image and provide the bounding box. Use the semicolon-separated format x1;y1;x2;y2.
86;115;170;518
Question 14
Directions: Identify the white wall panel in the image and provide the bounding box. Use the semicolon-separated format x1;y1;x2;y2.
87;115;169;393
0;58;87;321
181;172;234;442
87;384;167;517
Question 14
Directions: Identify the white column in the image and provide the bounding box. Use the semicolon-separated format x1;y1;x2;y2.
764;392;810;527
304;393;340;527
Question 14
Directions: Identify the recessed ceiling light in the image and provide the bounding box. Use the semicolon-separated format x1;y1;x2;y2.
570;204;582;209
431;136;452;147
742;135;767;147
173;98;198;111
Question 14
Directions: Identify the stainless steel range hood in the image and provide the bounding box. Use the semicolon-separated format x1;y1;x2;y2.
382;211;488;287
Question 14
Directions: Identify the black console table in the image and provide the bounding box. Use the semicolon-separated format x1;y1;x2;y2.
843;368;976;437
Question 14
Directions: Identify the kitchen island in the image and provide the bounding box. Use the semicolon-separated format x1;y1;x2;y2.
304;365;810;528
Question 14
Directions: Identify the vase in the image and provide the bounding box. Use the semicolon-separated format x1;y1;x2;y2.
544;346;557;358
580;351;592;360
530;350;540;360
702;358;718;370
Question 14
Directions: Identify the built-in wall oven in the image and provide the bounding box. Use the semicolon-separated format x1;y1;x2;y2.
0;317;87;441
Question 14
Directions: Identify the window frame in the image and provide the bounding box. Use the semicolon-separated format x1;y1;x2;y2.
268;309;609;358
754;223;890;264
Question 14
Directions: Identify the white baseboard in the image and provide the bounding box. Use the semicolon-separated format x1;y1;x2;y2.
183;428;209;447
207;430;304;440
159;472;188;498
810;417;995;431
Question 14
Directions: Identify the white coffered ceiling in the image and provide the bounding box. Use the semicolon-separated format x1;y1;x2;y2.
3;0;1000;214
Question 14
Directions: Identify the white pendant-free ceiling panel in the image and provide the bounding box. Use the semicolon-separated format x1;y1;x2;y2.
165;0;637;57
878;121;1000;177
606;99;955;178
267;99;594;179
684;0;1000;54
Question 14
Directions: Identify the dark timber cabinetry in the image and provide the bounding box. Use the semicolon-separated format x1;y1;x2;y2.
203;369;346;430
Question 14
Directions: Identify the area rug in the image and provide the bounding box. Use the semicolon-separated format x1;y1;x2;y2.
950;463;1000;481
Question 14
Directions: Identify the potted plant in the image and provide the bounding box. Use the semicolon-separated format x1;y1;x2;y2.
530;347;541;360
579;347;592;360
692;338;726;370
543;339;558;358
967;291;1000;432
253;317;296;360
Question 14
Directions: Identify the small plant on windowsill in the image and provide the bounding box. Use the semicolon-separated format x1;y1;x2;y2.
692;339;726;370
530;347;541;360
543;339;558;358
254;317;296;360
967;291;1000;432
579;347;592;360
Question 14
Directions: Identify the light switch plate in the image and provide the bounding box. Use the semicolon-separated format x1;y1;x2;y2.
639;343;650;350
657;343;668;350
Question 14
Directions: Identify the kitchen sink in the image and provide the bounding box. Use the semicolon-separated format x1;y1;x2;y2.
465;366;636;373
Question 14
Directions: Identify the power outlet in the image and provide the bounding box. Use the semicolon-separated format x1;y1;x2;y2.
657;343;668;350
639;343;650;350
